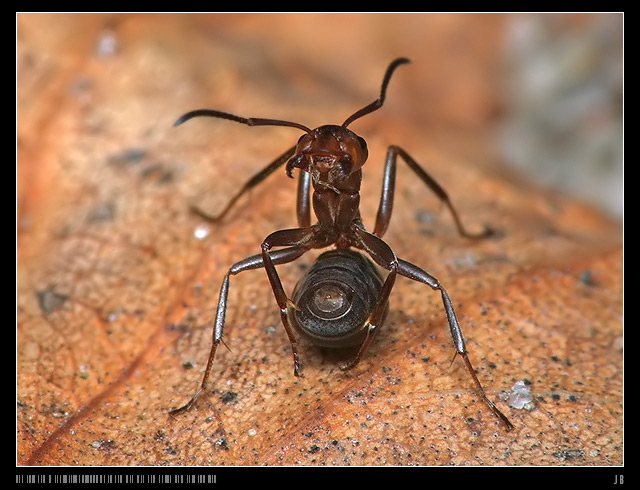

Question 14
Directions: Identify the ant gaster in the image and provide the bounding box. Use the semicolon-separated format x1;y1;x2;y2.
171;58;514;431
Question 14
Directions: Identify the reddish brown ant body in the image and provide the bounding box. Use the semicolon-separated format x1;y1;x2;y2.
171;58;514;431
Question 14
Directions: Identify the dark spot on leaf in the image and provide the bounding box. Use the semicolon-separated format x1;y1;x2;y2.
140;163;174;184
579;269;597;286
108;148;147;166
415;210;435;223
37;286;68;314
215;437;229;451
220;391;238;404
86;201;116;223
167;323;189;333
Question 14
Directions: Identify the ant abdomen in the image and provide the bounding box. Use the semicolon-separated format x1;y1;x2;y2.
290;249;387;348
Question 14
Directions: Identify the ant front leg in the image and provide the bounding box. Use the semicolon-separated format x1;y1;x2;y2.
396;258;514;431
296;170;312;228
340;228;399;371
169;246;307;415
373;145;492;239
191;145;297;222
261;227;325;376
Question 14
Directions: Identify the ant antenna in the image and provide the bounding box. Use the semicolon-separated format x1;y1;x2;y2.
174;109;313;134
175;58;409;134
341;57;411;128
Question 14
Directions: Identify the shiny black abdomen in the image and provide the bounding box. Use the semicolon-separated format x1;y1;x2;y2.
290;249;387;348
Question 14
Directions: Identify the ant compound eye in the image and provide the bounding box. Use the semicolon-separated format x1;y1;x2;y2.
357;136;368;152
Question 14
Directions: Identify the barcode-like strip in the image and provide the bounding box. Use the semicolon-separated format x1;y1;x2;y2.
16;474;217;484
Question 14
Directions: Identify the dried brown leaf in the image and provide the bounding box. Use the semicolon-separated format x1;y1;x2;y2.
17;13;622;467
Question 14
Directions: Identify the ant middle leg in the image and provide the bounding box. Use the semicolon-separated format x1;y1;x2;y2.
191;145;297;222
261;227;331;376
339;228;399;371
373;145;492;239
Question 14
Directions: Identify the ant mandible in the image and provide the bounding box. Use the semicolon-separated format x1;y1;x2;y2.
171;58;514;431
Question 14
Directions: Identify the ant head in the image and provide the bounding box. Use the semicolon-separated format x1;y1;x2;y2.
284;58;409;180
286;125;368;179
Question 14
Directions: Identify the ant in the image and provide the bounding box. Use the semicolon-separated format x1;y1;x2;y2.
170;58;514;431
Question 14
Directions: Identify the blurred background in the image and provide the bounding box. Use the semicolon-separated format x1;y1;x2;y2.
498;14;622;219
17;13;623;220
